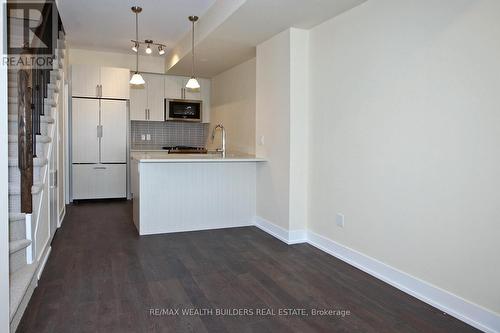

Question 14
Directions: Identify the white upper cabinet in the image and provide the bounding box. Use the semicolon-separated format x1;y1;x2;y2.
71;64;130;99
100;67;131;99
199;78;211;123
71;64;100;98
130;73;165;121
130;83;148;121
146;74;165;121
164;75;183;100
182;77;202;101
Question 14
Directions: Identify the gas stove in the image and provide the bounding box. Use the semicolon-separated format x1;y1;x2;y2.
162;146;207;154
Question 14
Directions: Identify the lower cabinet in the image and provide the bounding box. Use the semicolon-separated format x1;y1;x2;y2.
72;164;126;200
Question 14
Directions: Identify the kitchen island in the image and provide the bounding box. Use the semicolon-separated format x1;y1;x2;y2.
131;152;266;235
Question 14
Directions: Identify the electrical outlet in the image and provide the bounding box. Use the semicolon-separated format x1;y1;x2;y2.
336;213;345;228
146;134;151;141
141;134;146;141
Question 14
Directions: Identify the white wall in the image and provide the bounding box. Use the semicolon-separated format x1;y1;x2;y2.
68;48;165;73
209;58;256;154
255;28;309;233
289;28;309;232
308;0;500;317
256;29;291;230
0;2;11;330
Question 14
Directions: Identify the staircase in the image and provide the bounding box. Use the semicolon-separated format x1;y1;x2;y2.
7;31;66;332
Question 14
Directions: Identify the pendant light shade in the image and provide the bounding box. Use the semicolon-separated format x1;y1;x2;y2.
130;6;144;85
186;77;200;89
130;72;145;85
186;16;199;90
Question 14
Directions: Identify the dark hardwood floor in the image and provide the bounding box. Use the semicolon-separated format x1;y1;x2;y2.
18;200;478;333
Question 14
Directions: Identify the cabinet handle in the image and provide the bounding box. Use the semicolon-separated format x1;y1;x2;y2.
99;84;103;97
148;109;151;120
145;109;148;120
96;84;99;97
93;166;107;170
97;125;103;138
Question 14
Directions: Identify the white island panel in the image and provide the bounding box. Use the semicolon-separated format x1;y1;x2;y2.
136;161;257;235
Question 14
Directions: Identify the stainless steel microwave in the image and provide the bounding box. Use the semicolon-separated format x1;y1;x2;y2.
165;99;202;122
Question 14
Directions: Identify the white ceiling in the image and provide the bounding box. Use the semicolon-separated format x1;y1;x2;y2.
167;0;368;77
58;0;216;55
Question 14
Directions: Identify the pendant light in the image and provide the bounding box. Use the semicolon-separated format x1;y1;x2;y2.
130;6;145;85
186;15;200;90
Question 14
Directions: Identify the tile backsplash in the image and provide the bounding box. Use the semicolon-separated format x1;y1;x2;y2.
131;121;208;150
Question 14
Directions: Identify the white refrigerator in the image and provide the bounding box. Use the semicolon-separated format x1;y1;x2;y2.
72;98;127;200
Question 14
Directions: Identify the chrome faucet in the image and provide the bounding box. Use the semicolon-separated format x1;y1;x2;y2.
211;124;226;157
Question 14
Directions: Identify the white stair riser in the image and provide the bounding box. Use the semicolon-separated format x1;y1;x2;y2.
8;121;17;135
9;219;26;242
8;165;44;184
8;194;20;213
9;249;27;274
9;121;49;136
8;141;48;158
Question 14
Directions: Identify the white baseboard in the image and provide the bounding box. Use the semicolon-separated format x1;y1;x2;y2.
254;216;307;245
37;246;51;281
58;206;66;228
253;216;499;333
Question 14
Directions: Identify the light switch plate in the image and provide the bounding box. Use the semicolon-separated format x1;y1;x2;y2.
336;213;345;228
141;134;146;141
146;134;151;141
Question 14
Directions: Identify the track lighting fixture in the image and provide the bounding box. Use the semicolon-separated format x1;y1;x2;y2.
132;41;139;52
129;7;166;56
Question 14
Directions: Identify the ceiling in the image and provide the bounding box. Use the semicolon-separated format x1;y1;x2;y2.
167;0;368;77
58;0;367;76
57;0;216;55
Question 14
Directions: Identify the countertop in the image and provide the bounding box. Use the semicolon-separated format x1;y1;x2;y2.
131;151;266;163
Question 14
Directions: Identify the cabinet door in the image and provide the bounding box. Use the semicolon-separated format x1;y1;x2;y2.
72;164;100;199
100;67;131;99
145;74;165;121
72;164;126;199
164;75;183;99
199;78;211;123
100;100;127;163
71;64;100;98
95;164;127;198
72;98;99;163
130;82;148;120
